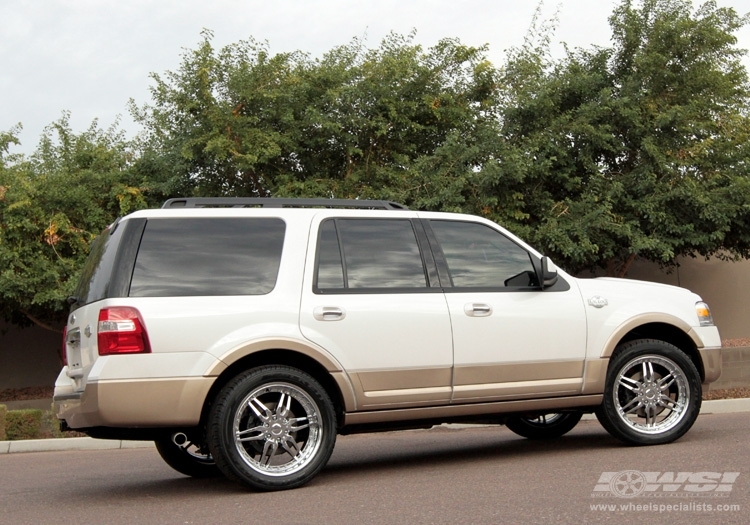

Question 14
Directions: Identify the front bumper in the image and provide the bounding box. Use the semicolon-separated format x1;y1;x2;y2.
698;346;722;385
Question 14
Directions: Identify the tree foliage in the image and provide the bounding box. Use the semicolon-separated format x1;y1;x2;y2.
131;30;500;207
493;0;750;275
0;115;149;331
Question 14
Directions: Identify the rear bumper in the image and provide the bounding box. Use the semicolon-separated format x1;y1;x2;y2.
54;375;214;429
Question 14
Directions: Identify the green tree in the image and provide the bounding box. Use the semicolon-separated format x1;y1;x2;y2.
131;30;501;205
0;114;148;331
493;0;750;276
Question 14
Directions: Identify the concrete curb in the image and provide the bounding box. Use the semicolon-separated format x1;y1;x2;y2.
0;436;154;454
2;398;749;454
698;397;750;414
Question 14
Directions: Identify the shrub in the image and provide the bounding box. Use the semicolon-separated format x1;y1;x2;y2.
5;409;43;440
41;407;64;439
0;405;6;440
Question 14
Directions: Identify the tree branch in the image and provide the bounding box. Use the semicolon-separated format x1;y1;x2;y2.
21;310;64;334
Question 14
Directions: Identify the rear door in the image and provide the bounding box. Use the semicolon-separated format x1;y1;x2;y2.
299;214;454;410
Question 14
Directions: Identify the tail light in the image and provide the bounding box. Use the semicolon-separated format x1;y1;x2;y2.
98;307;152;355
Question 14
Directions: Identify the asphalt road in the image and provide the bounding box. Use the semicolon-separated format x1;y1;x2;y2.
1;413;748;525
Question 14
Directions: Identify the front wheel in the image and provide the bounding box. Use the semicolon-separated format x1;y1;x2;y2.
595;339;702;445
505;412;583;440
207;365;337;491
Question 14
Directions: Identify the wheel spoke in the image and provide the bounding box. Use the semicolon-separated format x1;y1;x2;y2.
618;375;640;392
621;396;642;414
657;394;677;409
248;397;272;420
644;405;656;427
289;416;310;432
281;436;301;458
236;424;267;442
276;391;292;418
657;373;675;390
641;361;655;383
260;440;278;466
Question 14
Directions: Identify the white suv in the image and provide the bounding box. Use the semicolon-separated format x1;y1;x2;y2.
54;198;722;491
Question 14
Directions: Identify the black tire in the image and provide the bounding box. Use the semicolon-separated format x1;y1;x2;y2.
595;339;702;446
154;433;220;478
207;365;337;491
505;412;583;440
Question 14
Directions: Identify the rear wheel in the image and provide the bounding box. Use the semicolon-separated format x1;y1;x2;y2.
595;339;701;445
154;433;219;478
505;412;582;440
207;365;337;491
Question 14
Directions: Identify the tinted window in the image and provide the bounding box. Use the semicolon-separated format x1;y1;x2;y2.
316;220;345;289
74;221;125;306
315;219;427;290
430;220;538;288
130;218;285;297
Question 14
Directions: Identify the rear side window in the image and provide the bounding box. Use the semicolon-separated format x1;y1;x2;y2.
315;218;428;291
74;221;126;306
129;218;285;297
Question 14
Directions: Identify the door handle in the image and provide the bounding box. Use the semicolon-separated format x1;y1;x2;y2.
464;303;492;317
313;306;346;321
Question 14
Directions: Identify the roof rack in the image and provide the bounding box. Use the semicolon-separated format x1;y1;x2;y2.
161;198;408;210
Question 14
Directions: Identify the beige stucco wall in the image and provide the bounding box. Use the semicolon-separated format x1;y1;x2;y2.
623;256;750;340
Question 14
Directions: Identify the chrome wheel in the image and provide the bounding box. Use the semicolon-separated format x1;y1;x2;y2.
173;433;214;462
525;413;565;425
596;339;701;445
208;365;337;491
154;433;219;478
233;382;322;477
613;355;689;434
505;411;582;439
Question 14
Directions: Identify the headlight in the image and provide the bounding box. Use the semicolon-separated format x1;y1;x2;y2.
695;302;714;326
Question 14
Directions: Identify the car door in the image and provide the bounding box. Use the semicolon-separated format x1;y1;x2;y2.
423;218;587;403
299;215;454;410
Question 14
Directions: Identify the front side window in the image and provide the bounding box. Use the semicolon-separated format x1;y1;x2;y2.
315;219;428;291
130;218;285;297
430;220;538;289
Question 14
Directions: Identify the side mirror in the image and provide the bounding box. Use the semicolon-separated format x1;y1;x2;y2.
540;256;558;289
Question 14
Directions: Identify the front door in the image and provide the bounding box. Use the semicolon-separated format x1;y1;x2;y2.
425;218;587;402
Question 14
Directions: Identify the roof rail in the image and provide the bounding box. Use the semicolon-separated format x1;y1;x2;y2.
161;198;409;210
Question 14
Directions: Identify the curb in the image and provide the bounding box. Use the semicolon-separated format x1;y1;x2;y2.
0;436;154;454
2;398;749;455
